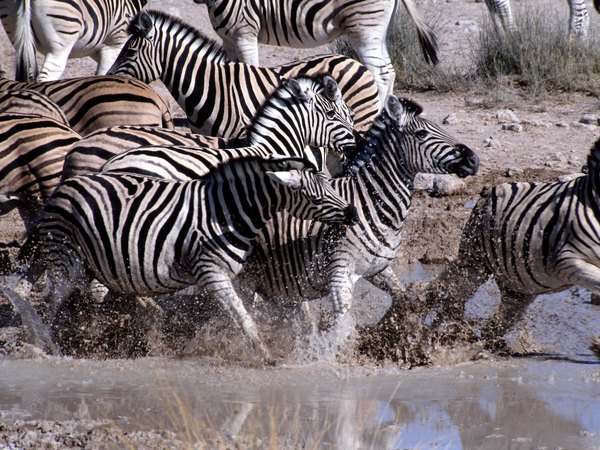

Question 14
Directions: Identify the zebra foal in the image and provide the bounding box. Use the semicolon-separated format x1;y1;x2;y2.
0;0;147;81
0;75;173;136
62;76;353;180
107;10;379;137
12;156;357;361
424;139;600;352
193;0;438;106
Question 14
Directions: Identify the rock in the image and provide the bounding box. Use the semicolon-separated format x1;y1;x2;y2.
414;174;466;196
505;168;521;177
556;121;569;128
496;108;520;123
579;114;599;125
442;113;461;125
501;123;523;132
483;136;501;149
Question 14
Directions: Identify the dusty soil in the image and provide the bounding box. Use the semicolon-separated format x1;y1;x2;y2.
1;0;599;447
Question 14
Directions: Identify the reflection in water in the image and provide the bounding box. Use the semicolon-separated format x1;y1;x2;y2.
0;358;599;448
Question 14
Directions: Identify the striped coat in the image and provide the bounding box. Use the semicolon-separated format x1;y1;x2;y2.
0;76;173;136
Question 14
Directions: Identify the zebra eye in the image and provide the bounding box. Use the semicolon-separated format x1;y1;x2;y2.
326;109;336;120
415;129;428;140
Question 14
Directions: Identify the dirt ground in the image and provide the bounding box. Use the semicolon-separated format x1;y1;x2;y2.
1;0;600;447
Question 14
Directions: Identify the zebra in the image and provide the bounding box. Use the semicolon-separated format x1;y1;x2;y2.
98;77;355;181
107;10;379;137
0;89;69;126
192;0;438;107
94;95;479;355
62;75;353;180
423;138;600;352
484;0;599;39
12;156;358;361
0;75;173;136
0;0;147;81
0;113;81;230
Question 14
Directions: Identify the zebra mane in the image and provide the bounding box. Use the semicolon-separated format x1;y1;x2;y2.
343;109;397;177
202;154;316;182
588;137;600;172
128;10;228;60
245;76;323;134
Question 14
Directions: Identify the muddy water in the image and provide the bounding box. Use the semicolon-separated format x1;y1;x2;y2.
1;264;600;448
0;357;599;448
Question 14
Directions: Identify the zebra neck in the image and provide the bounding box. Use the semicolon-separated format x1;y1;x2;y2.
158;24;227;98
246;108;309;151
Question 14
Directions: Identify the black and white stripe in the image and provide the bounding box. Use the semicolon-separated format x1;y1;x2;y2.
21;156;357;360
99;77;355;178
62;76;353;180
0;0;147;81
0;75;173;136
0;113;81;229
193;0;438;106
107;10;379;137
425;139;600;350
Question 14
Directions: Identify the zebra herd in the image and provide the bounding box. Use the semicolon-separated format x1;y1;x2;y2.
0;0;598;363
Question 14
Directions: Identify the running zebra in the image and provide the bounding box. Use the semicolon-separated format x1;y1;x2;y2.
0;89;68;126
484;0;599;39
107;10;378;137
62;76;352;180
14;156;357;360
193;0;438;106
234;95;478;354
0;76;173;136
0;0;147;81
0;113;81;230
424;139;600;351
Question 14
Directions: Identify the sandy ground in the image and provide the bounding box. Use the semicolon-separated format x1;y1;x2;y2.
1;0;600;447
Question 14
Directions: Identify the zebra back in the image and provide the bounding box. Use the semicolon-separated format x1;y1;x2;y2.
100;76;356;177
0;89;69;126
61;125;233;181
108;9;378;137
0;113;81;227
0;76;173;136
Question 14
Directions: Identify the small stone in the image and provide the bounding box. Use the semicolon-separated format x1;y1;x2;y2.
484;137;501;149
505;168;521;177
579;114;599;125
501;123;523;132
442;113;461;125
556;121;569;128
496;108;520;123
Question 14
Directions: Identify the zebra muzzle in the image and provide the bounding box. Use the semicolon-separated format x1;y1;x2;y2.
343;205;359;225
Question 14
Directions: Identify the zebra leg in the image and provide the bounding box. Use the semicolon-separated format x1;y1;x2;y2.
483;0;515;32
568;0;590;39
92;45;125;76
481;286;534;353
231;34;260;66
327;264;359;354
347;31;393;109
205;277;272;363
366;266;406;305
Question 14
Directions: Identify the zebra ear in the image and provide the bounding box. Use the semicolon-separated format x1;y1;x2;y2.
266;170;302;188
321;76;342;103
287;79;315;103
131;10;154;39
385;95;422;127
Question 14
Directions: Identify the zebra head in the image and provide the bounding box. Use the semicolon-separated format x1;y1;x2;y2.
250;76;355;158
265;157;358;226
108;10;228;82
387;95;479;178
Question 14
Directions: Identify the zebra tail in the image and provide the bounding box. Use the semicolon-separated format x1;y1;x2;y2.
397;0;439;65
14;0;38;82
